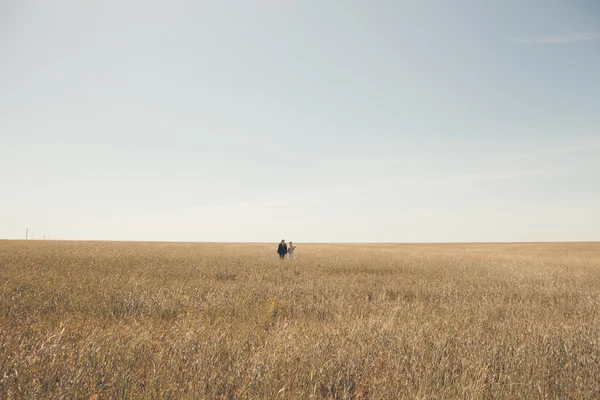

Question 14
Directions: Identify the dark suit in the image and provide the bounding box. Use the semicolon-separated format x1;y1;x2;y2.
277;243;288;259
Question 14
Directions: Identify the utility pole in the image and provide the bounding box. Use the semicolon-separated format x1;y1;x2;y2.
26;228;28;240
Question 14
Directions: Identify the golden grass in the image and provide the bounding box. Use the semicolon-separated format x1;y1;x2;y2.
1;240;599;399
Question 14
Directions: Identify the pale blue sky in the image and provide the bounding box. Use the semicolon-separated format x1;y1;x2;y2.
1;0;599;242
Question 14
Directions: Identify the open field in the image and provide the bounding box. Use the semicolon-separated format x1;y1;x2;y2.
1;241;599;399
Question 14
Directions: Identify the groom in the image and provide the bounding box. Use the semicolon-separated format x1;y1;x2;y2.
277;240;288;259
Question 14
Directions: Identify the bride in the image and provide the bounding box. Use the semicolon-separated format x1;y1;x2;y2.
288;241;297;259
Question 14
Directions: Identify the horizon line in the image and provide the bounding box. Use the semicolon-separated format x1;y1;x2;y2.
2;238;598;245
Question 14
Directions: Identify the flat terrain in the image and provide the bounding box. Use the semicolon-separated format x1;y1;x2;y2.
1;241;599;399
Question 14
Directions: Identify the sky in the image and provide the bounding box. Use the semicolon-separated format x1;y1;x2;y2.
1;0;599;243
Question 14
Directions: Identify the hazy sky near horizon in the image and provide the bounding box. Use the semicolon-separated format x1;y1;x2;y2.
1;0;599;242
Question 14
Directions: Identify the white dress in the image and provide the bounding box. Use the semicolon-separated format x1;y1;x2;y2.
288;245;296;259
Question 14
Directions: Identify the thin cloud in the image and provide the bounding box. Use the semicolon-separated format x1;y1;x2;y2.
511;31;600;44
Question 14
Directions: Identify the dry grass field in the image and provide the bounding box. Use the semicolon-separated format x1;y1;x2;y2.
1;240;599;399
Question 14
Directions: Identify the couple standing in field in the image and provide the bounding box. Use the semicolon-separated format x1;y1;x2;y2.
277;240;296;260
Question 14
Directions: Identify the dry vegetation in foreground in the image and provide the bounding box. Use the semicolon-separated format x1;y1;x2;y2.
1;241;599;399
